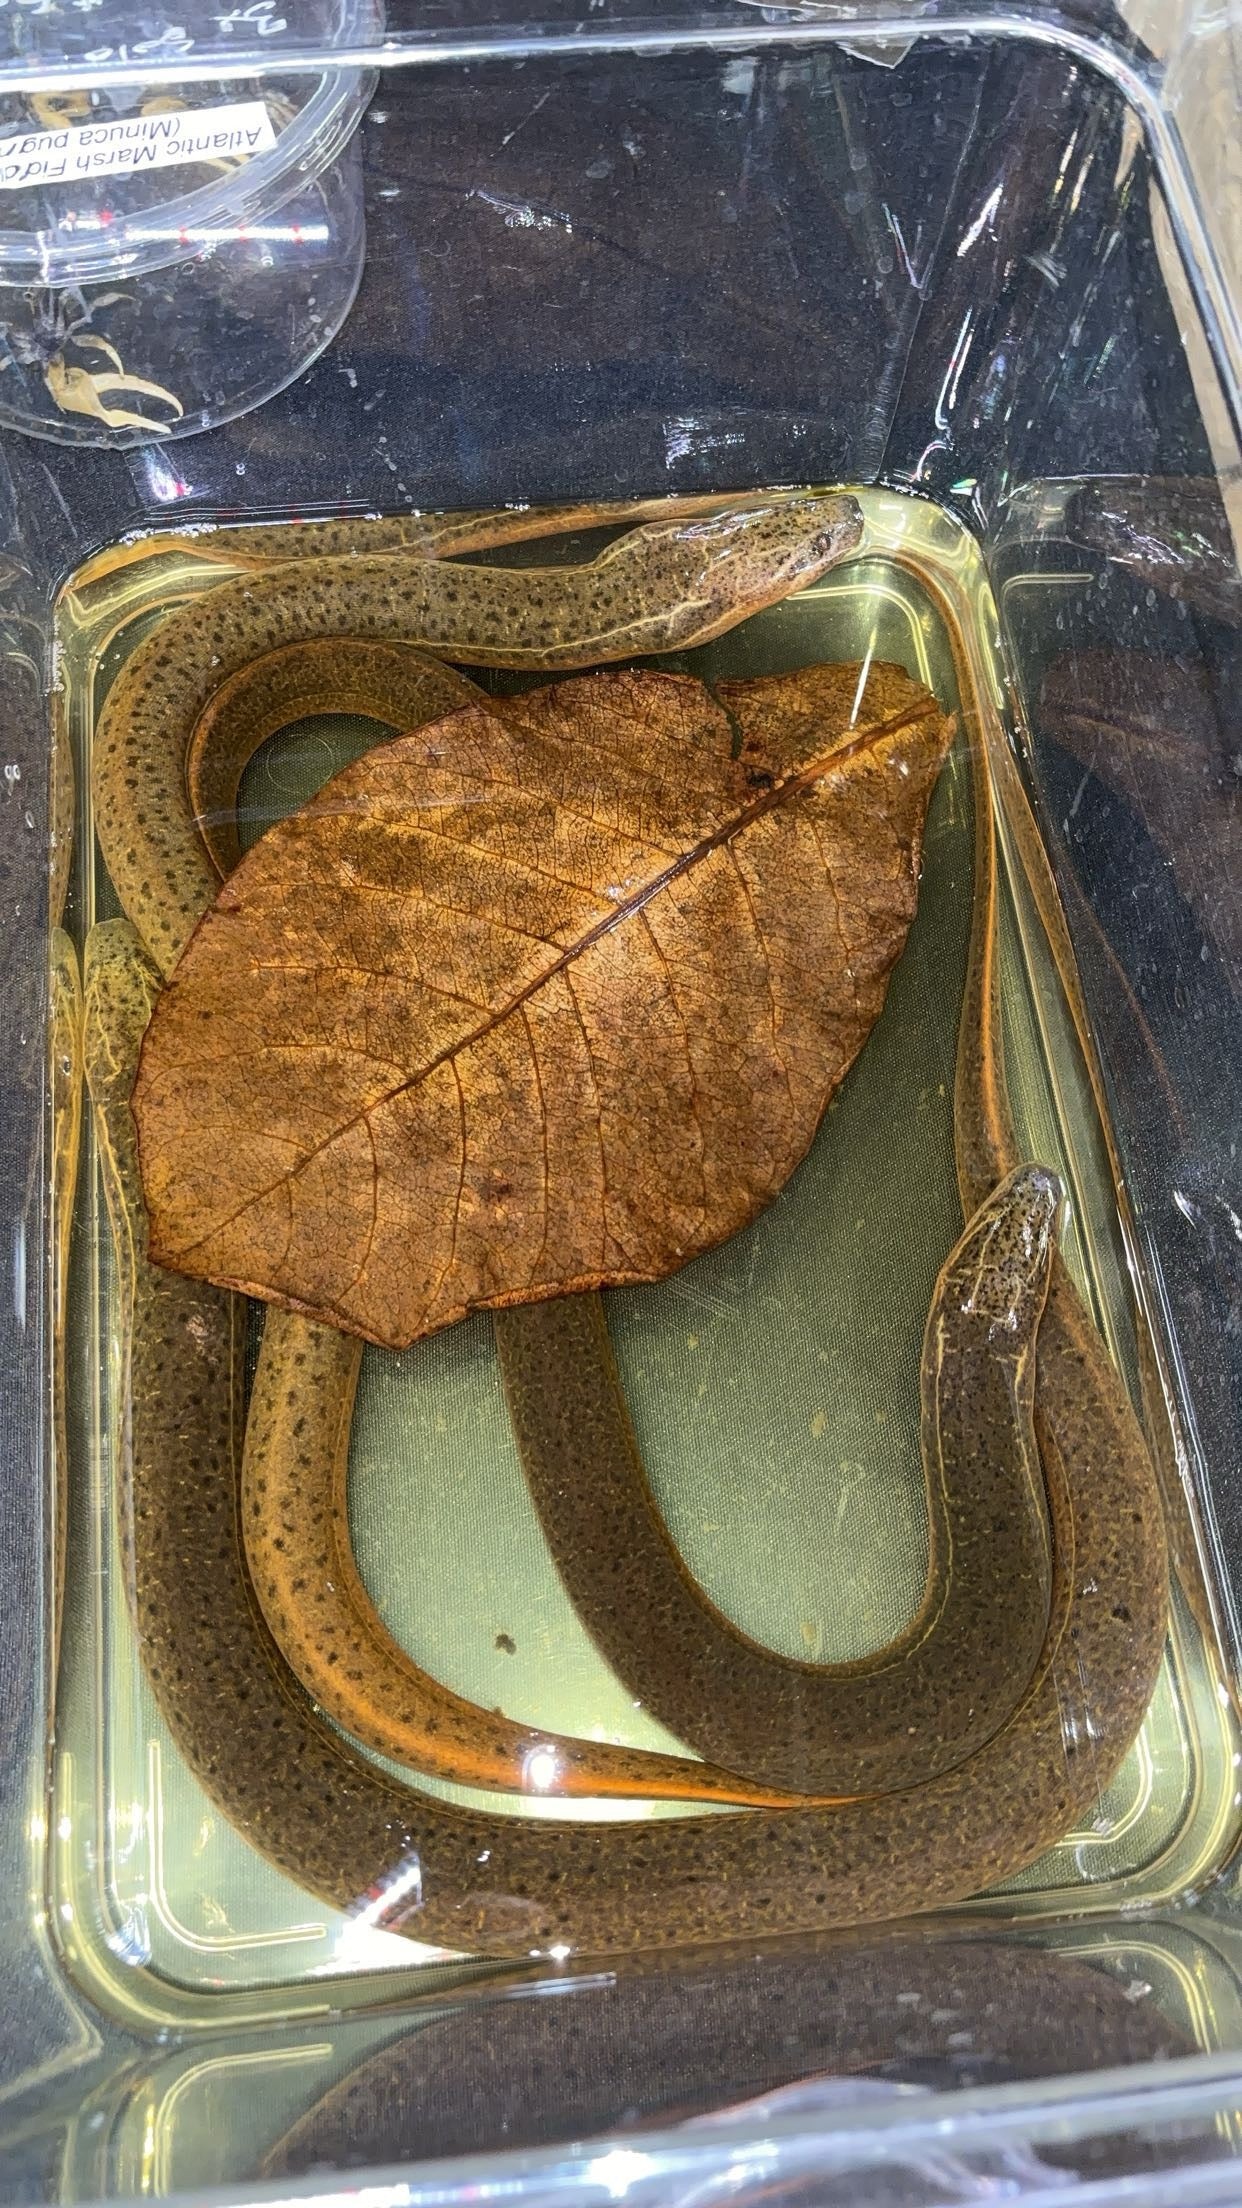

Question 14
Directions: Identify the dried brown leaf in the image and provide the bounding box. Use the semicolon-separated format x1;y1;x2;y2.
134;663;954;1349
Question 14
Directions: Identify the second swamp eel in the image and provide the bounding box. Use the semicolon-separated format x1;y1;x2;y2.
83;495;1169;1952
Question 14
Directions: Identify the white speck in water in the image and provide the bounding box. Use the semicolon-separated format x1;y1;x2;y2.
3;762;20;786
235;461;246;476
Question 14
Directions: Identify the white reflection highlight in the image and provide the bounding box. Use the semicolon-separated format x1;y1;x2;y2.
140;451;191;502
586;2149;653;2199
263;2189;413;2208
348;1850;423;1933
847;638;876;728
67;220;330;246
934;308;974;430
882;202;918;286
523;1743;561;1792
955;181;1001;257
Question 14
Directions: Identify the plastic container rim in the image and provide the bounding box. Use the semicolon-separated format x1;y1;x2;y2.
99;2039;1242;2208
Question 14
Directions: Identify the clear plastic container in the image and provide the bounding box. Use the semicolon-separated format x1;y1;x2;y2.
0;1;1240;2203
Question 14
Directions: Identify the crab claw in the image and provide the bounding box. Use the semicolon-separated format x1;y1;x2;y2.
45;358;184;435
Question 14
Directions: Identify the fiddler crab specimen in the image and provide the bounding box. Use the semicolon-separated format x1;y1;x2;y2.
4;84;294;435
0;285;184;435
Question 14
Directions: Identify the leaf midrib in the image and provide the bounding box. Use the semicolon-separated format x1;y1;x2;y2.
163;694;938;1263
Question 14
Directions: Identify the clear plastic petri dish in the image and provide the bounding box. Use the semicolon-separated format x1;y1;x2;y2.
0;0;378;445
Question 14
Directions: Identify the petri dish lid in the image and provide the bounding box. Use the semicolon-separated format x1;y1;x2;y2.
0;0;381;286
